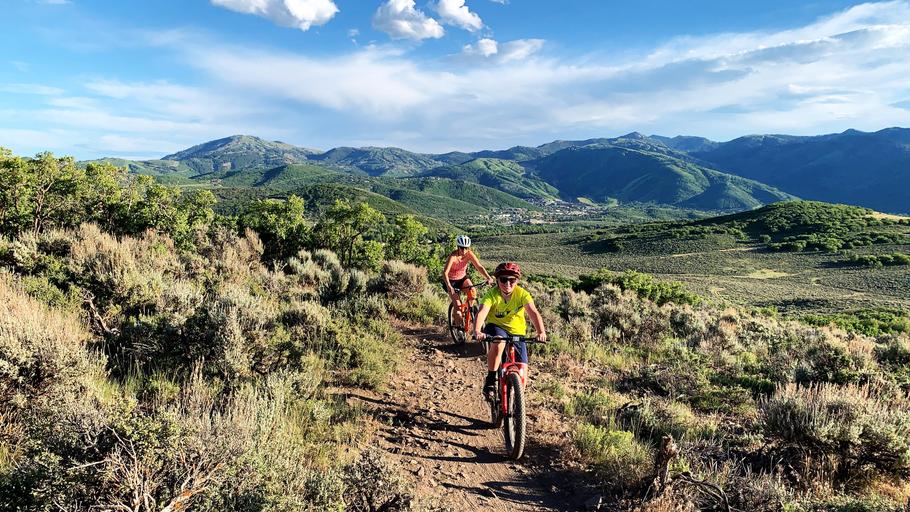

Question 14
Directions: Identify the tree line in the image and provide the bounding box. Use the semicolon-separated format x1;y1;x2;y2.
0;148;444;270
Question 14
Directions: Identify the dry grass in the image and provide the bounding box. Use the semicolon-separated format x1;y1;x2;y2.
0;271;96;401
743;269;791;279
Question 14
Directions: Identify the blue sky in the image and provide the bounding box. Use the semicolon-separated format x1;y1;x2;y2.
2;0;909;160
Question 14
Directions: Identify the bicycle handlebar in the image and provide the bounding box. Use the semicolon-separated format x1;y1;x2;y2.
483;335;546;344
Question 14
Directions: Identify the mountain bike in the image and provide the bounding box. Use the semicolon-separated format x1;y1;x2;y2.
483;335;544;460
446;282;486;345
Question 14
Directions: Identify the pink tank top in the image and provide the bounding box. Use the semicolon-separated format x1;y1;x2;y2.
447;254;469;280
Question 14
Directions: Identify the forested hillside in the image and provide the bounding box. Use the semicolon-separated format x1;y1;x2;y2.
687;127;910;214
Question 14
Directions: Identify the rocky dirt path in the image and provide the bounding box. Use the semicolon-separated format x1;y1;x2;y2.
343;325;596;511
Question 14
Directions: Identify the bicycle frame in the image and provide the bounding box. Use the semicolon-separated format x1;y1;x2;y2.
457;286;478;323
485;335;539;411
449;282;485;341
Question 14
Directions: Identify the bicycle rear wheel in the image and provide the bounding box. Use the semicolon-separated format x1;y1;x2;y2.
447;302;466;344
503;372;526;459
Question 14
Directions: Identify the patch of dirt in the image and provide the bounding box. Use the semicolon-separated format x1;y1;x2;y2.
742;269;791;279
868;211;910;221
341;326;596;511
669;246;757;258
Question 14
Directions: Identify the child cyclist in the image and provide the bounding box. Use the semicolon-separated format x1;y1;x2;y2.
474;262;548;396
443;235;494;326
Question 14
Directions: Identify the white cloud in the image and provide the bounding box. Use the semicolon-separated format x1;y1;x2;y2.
176;1;910;146
211;0;339;31
498;39;545;62
189;45;456;115
435;0;483;31
460;38;543;62
372;0;445;41
463;38;498;57
0;83;64;95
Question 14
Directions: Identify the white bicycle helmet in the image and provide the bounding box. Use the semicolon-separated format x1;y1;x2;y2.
456;235;471;248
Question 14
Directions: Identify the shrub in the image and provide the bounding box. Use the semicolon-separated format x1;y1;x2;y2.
794;333;873;385
564;389;621;424
66;224;184;325
876;335;910;368
618;398;716;442
388;287;447;325
573;423;653;490
760;383;910;479
0;273;97;403
373;260;427;300
181;283;282;380
576;269;700;306
341;449;413;512
287;250;329;286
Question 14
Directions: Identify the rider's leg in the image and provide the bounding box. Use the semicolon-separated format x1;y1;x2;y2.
514;338;529;380
483;324;509;394
460;278;475;332
444;280;463;325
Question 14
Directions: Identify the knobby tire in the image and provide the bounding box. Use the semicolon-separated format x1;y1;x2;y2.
503;372;526;459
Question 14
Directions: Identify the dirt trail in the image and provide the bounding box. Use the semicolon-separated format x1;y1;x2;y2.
343;326;594;511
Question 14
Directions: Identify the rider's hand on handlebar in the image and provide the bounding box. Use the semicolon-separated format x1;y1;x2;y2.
486;277;495;287
475;331;487;341
537;332;548;343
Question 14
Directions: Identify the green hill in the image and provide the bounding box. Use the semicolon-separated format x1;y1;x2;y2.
310;147;442;177
383;176;538;211
533;144;794;210
191;162;536;219
163;135;318;175
420;158;560;201
199;162;343;188
691;127;910;214
290;183;454;231
650;134;720;153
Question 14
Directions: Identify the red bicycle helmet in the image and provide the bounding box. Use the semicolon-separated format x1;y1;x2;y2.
494;262;522;278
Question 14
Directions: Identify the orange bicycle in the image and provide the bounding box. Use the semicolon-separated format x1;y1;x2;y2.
446;283;486;345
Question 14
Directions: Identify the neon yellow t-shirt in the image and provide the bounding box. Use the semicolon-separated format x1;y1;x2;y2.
480;285;533;335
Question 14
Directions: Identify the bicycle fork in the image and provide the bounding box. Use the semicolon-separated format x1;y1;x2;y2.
497;364;527;416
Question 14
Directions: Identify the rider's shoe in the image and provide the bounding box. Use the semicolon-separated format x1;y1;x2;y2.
483;372;497;396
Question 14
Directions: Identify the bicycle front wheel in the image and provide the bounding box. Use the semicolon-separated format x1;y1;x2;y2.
503;372;526;459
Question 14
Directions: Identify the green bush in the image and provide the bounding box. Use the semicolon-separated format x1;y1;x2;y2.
576;269;700;306
389;287;448;324
760;383;910;479
573;423;653;490
372;260;427;300
618;397;716;442
0;274;98;404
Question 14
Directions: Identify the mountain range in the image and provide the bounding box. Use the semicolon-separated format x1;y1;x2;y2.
84;127;910;216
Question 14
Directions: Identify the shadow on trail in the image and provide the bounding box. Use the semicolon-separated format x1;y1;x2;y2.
424;408;490;433
399;324;488;360
352;394;488;438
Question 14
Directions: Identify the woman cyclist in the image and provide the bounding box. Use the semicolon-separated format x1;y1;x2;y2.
474;262;548;396
443;235;494;326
